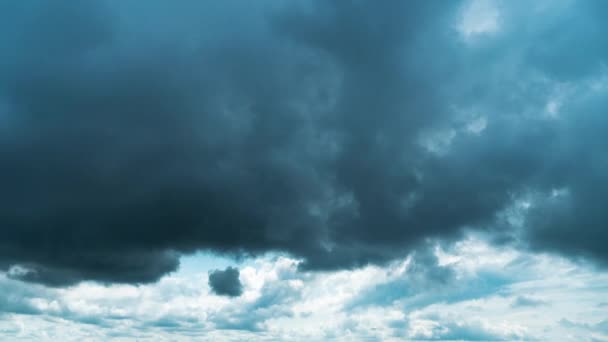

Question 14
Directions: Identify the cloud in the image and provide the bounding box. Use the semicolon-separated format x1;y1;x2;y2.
209;258;305;331
0;240;606;341
559;318;608;340
210;279;298;331
0;275;50;315
347;238;525;312
457;0;501;39
0;0;470;286
347;246;457;310
1;0;608;288
208;267;243;298
408;318;520;341
511;295;548;308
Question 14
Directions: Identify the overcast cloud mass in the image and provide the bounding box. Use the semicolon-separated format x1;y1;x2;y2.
1;0;607;340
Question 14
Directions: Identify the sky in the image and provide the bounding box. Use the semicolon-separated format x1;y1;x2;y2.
0;0;607;341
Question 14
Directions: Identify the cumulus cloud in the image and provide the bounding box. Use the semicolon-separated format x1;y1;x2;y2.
208;267;243;298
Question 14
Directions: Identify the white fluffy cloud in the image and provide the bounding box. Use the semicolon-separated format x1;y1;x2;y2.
1;236;606;341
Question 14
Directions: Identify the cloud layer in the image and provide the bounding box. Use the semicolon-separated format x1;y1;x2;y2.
0;239;606;341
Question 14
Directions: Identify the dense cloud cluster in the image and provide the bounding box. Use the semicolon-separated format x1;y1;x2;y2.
1;0;608;286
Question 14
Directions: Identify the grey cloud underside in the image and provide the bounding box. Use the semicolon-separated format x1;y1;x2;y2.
1;0;608;285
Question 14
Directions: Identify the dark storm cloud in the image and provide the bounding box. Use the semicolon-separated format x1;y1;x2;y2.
1;0;608;286
482;0;608;266
0;0;467;285
208;267;243;297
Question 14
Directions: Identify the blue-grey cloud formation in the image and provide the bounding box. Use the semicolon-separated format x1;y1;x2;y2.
208;267;243;298
0;0;607;304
